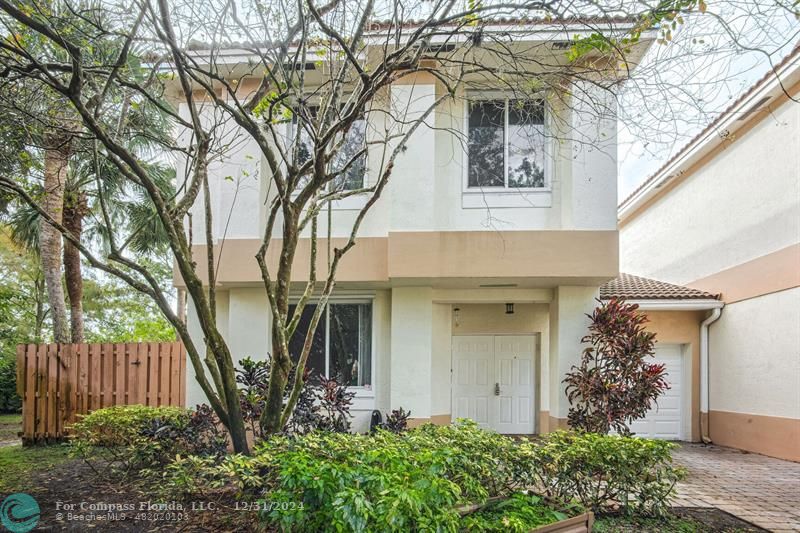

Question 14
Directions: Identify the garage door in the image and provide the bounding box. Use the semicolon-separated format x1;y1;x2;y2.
628;345;684;440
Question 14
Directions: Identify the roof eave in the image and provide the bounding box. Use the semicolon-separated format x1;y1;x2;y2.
603;298;724;311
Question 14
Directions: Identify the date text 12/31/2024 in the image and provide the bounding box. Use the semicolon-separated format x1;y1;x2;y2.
234;501;305;512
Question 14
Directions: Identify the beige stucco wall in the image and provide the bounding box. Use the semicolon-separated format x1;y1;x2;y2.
706;288;800;461
181;79;619;245
620;92;800;285
431;304;453;418
709;289;800;420
548;286;599;429
185;287;602;434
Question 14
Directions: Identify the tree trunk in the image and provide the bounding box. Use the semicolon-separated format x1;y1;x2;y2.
41;135;72;343
34;274;46;343
260;215;299;435
63;187;88;343
261;323;293;434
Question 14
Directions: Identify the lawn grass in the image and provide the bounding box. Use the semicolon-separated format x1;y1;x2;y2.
0;412;21;442
0;444;72;494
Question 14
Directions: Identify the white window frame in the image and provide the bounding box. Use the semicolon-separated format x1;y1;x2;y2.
462;93;553;209
288;295;376;398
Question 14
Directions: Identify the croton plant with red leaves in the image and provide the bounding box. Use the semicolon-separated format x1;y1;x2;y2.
563;298;669;435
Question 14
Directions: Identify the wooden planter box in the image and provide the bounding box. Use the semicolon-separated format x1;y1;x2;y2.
532;511;594;533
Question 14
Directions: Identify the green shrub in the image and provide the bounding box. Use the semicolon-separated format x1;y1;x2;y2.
155;424;682;529
461;493;575;532
179;420;531;532
523;431;685;516
70;405;226;475
71;405;189;447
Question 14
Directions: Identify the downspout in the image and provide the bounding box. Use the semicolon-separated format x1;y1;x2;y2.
700;306;723;444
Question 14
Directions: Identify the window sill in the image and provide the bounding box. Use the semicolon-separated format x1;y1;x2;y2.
350;386;375;399
461;189;552;209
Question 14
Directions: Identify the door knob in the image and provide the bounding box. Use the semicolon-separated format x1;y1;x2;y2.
494;383;500;396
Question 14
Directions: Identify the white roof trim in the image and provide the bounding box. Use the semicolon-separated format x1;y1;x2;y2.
620;299;724;311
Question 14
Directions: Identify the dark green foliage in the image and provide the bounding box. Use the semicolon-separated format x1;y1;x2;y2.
461;493;573;532
0;354;21;412
523;431;685;517
564;298;668;435
234;356;354;437
140;404;229;459
378;407;411;433
235;356;269;436
157;424;682;529
70;405;227;476
192;420;532;532
0;229;45;411
309;374;355;433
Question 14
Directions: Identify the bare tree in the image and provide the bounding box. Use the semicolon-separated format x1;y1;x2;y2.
0;0;796;453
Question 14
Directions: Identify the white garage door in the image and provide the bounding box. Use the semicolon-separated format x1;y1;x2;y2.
628;345;685;440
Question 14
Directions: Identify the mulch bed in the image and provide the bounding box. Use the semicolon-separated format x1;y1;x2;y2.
24;459;257;532
673;507;769;532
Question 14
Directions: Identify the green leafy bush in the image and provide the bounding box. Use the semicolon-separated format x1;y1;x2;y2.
461;493;574;532
70;404;226;475
177;420;531;532
153;423;684;529
523;431;685;516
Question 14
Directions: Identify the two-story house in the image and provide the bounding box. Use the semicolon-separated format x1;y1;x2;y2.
175;19;655;434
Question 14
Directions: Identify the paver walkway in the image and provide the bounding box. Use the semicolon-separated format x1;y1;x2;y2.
673;443;800;532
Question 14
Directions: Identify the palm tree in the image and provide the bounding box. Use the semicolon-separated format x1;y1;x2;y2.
41;131;73;342
5;149;174;343
0;3;174;342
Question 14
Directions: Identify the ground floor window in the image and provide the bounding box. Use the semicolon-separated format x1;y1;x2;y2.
288;301;372;388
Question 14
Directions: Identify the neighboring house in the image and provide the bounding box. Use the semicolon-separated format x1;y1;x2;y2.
618;48;800;461
176;19;656;435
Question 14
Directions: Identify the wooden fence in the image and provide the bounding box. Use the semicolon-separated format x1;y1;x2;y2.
16;342;186;443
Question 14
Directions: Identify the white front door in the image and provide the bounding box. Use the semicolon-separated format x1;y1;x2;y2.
452;335;536;434
451;336;494;429
628;345;685;440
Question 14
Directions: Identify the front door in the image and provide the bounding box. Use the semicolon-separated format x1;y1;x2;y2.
451;335;536;434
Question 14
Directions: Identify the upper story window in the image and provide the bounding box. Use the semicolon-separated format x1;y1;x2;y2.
467;99;546;189
288;300;373;388
291;107;367;191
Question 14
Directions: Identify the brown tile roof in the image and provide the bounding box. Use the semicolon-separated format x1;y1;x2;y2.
619;44;800;210
600;273;720;300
